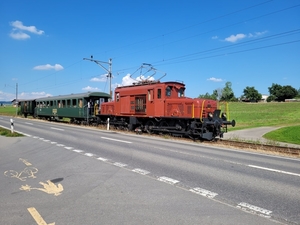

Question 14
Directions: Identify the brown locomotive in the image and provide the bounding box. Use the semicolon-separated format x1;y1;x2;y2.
99;79;235;140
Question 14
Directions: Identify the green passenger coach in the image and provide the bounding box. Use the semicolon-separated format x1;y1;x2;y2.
20;92;111;123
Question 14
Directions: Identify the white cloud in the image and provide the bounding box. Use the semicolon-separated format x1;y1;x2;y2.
90;74;107;82
223;30;267;43
9;20;44;40
207;77;223;82
9;31;30;40
33;64;64;71
19;92;52;99
224;33;246;43
119;73;155;87
0;91;52;101
82;86;100;92
212;36;218;40
248;30;267;38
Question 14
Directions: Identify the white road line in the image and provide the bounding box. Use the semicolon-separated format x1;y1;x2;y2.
25;122;33;125
101;137;132;144
132;168;150;175
248;164;300;177
50;127;64;131
51;142;57;144
84;153;94;157
237;202;272;218
56;144;65;147
189;187;218;199
113;162;127;167
64;147;73;150
158;176;179;185
97;157;108;161
73;149;84;153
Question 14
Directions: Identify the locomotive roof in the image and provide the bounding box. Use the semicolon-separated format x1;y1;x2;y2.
35;92;111;101
116;81;185;89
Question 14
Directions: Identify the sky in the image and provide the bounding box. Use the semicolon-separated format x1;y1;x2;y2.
1;0;299;101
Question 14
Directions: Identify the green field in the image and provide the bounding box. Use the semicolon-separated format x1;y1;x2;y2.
227;102;300;129
1;103;300;144
227;102;300;145
0;105;19;116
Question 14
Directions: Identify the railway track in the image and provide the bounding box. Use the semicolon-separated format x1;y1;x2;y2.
210;139;300;157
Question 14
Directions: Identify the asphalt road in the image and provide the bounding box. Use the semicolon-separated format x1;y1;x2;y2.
1;116;299;225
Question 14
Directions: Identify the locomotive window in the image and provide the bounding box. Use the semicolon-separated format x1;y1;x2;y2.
116;93;120;102
166;86;171;97
178;88;185;97
157;89;161;99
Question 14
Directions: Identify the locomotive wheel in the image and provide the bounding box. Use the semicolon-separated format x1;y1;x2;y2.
158;120;170;134
159;120;169;128
145;120;155;134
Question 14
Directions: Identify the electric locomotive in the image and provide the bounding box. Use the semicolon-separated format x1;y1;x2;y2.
99;80;235;140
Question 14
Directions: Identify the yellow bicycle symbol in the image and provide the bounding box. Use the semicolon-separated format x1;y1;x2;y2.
4;167;38;181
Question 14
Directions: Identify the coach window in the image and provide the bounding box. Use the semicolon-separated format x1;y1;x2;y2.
157;89;161;99
166;86;171;97
72;99;77;107
62;100;66;108
79;99;83;108
67;99;71;107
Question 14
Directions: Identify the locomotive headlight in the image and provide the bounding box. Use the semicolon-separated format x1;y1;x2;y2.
208;112;213;118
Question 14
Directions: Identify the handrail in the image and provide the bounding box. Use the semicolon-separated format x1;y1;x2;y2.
200;100;206;122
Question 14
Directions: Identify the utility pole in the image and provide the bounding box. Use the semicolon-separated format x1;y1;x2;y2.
15;82;18;116
83;56;112;98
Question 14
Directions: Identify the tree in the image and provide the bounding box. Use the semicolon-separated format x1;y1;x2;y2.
198;81;236;101
242;86;262;102
198;92;216;100
220;82;235;101
268;83;298;101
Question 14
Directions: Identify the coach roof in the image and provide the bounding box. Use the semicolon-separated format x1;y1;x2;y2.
36;92;111;101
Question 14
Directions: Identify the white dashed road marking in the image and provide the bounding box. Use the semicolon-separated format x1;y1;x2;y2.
113;162;127;167
158;176;179;185
237;202;272;218
132;168;150;175
101;137;132;144
189;187;218;199
50;127;64;131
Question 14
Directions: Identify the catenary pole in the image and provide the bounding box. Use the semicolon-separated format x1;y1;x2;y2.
83;57;112;98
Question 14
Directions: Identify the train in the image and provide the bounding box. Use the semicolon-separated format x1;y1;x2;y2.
19;79;235;141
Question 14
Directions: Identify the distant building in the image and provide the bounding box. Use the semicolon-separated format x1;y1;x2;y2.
261;94;269;102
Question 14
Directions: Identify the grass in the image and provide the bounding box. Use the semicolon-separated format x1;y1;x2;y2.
263;126;300;145
0;105;19;116
227;102;300;130
0;127;23;137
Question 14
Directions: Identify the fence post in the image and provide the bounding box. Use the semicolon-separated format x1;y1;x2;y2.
10;118;14;133
107;118;110;130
